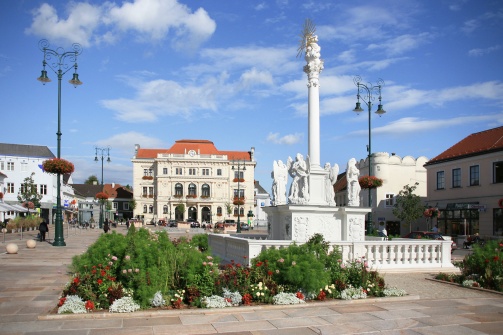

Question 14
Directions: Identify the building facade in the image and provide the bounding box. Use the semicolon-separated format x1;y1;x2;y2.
131;140;256;224
424;126;503;238
0;143;76;223
334;152;428;236
253;180;271;228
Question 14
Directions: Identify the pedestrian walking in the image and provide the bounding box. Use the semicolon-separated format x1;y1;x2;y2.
103;219;110;233
38;220;49;241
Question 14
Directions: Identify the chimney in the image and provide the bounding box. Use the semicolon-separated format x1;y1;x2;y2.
112;183;115;188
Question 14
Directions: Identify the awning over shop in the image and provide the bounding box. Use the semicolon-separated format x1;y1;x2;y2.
0;203;18;212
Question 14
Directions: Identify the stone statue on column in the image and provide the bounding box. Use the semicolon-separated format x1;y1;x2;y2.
324;163;338;206
271;160;288;205
346;158;361;207
287;153;310;204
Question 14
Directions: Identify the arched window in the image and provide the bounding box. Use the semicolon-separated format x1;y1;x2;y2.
175;183;183;196
163;205;168;214
188;183;196;196
149;205;153;213
217;206;222;215
201;184;210;197
143;205;147;213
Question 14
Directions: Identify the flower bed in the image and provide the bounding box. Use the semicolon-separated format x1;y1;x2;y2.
55;230;407;314
42;158;75;174
435;239;503;292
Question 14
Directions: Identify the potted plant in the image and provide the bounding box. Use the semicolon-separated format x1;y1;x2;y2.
358;176;383;189
42;158;75;174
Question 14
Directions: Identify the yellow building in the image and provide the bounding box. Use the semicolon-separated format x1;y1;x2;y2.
131;139;256;224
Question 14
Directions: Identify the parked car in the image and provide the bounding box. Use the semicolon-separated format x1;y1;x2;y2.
240;223;250;231
224;219;236;227
403;231;457;253
168;219;177;227
187;218;200;228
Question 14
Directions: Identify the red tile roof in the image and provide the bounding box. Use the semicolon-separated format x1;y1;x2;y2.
102;183;133;198
136;139;251;161
425;126;503;166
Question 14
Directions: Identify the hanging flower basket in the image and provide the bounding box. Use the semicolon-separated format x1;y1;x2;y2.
42;158;75;175
424;207;440;218
233;178;245;183
95;192;109;200
233;197;245;206
142;176;154;180
358;176;383;189
22;201;35;209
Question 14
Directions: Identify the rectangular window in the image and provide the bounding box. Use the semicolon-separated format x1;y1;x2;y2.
436;171;445;190
452;168;461;188
494;161;503;183
0;161;4;170
494;208;503;236
113;202;118;210
385;194;394;207
217;169;222;176
7;183;14;193
234;171;244;179
143;169;148;176
202;168;210;176
40;184;47;195
7;162;14;171
469;165;479;186
234;189;245;197
189;168;196;175
149;187;154;197
21;162;28;171
20;184;27;194
149;169;153;176
124;203;129;210
176;168;183;175
142;186;147;197
163;168;168;175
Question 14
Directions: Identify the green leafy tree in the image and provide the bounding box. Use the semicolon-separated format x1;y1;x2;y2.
392;182;424;233
84;175;99;185
128;199;137;211
17;173;42;208
225;202;232;216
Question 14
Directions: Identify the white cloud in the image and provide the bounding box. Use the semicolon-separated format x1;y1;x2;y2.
367;33;432;56
238;68;274;89
25;3;101;47
26;0;216;50
267;132;303;145
468;45;501;57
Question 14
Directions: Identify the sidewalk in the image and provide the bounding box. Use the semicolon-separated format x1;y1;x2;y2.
1;227;502;335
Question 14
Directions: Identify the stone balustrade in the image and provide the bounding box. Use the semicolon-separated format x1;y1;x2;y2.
208;234;455;272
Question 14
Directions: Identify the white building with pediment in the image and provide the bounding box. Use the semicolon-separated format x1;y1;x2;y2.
131;140;256;224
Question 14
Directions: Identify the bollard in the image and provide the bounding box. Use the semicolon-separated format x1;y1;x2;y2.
2;228;6;243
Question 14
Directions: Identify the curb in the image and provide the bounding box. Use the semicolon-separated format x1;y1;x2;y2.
38;294;420;320
426;277;503;296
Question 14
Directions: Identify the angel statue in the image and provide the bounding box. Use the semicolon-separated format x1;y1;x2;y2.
346;158;361;207
271;160;288;205
287;153;310;204
324;163;339;206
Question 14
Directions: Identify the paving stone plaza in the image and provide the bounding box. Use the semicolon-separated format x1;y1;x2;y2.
1;227;502;335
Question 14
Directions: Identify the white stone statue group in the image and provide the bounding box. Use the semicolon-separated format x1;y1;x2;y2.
271;155;361;207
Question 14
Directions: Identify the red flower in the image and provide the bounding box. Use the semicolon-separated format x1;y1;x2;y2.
95;192;109;200
358;175;383;189
296;292;305;300
494;256;500;262
267;270;273;276
85;300;95;310
317;290;326;301
256;261;263;267
73;277;80;284
101;270;106;276
42;158;75;174
97;279;103;285
58;297;66;307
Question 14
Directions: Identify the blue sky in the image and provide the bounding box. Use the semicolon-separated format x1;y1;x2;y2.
1;0;502;193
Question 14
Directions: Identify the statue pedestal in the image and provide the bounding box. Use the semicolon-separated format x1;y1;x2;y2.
263;205;370;243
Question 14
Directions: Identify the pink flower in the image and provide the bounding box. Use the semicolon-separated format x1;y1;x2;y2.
278;258;285;263
122;270;127;274
208;262;213;266
291;261;296;266
125;255;130;260
108;262;113;266
128;269;132;273
207;256;213;260
112;256;118;261
135;268;139;273
203;262;207;266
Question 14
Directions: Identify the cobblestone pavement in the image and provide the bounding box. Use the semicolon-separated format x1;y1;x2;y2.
1;226;502;335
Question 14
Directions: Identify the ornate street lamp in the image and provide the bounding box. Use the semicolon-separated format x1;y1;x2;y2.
232;160;246;233
352;75;386;234
37;39;83;247
95;147;111;229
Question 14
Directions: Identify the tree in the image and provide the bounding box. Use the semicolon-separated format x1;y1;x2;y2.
84;175;99;185
17;173;42;208
128;199;137;211
225;202;232;217
392;182;424;233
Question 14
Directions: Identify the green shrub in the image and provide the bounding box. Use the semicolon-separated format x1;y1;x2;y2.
459;240;503;291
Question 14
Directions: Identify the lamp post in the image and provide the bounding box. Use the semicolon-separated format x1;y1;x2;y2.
352;75;386;234
37;39;83;247
232;160;246;233
95;147;111;229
